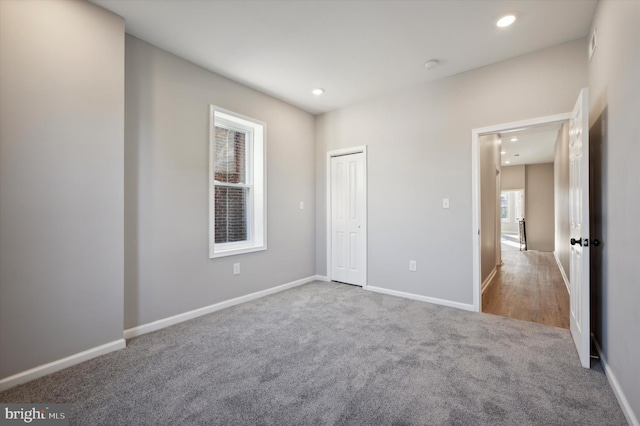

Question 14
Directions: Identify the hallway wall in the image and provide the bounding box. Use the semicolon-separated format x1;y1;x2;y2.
480;134;501;284
525;163;555;251
554;123;571;277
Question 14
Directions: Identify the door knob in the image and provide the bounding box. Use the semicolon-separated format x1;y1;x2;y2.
570;238;582;246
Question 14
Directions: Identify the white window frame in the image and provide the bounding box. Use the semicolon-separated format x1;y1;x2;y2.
500;192;510;222
209;106;266;258
500;190;524;225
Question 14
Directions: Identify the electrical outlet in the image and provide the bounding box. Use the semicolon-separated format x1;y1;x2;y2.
409;260;417;272
443;198;450;209
233;263;240;275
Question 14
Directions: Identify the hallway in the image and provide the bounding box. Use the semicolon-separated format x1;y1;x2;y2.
482;247;570;329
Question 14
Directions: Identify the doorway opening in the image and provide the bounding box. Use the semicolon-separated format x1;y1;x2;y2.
471;114;572;329
473;89;591;367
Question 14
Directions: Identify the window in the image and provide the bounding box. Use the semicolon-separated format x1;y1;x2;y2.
209;106;266;258
500;193;509;221
514;190;524;220
500;190;524;224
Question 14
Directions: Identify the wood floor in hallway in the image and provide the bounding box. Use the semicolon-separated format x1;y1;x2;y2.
482;248;570;329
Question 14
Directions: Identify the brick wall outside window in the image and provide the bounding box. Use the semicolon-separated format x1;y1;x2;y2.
214;127;247;243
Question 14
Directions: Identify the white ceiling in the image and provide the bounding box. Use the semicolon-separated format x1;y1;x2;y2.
91;0;597;115
499;123;564;167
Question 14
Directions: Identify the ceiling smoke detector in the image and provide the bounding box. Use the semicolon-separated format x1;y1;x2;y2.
424;59;439;70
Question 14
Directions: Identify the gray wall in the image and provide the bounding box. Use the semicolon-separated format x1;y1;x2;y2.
0;0;124;378
500;165;525;235
316;38;587;305
501;165;525;190
525;163;555;251
479;135;500;283
125;36;316;329
554;123;570;277
589;0;640;418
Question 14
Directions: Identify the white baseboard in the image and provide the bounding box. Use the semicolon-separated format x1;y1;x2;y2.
481;267;497;294
123;275;317;340
0;339;125;392
366;286;475;312
593;338;639;426
553;251;571;295
314;275;330;282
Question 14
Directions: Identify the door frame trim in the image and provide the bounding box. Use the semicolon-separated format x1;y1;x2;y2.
471;113;571;312
326;146;368;288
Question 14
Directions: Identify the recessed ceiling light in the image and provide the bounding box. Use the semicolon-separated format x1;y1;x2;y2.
311;88;325;96
424;59;439;70
510;137;518;142
505;160;511;164
501;151;506;155
497;14;517;28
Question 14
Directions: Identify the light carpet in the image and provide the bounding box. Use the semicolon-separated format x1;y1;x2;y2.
0;282;626;425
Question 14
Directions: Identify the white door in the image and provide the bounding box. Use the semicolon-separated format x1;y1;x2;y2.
331;153;366;286
569;88;591;368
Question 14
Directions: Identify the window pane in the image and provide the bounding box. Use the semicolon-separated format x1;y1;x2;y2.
500;193;508;220
214;126;246;184
214;186;248;243
515;190;524;219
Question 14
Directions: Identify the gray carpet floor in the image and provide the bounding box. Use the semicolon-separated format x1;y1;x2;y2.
0;282;627;425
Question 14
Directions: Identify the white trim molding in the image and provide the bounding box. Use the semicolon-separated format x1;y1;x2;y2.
314;275;330;282
366;286;475;312
593;339;640;426
0;339;126;392
553;251;571;295
481;266;498;294
471;112;572;312
123;275;317;340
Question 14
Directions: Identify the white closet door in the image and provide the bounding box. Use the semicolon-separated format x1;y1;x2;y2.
331;153;365;286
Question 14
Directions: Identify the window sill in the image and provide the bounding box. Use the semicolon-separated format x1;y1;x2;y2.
209;244;267;259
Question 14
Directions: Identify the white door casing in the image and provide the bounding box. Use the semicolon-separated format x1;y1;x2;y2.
472;97;590;369
569;88;591;369
329;149;366;286
471;113;571;312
